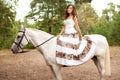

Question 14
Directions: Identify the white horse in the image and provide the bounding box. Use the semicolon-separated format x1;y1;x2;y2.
11;25;111;80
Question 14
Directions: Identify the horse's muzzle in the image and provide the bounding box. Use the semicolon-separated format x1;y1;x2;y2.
11;48;18;54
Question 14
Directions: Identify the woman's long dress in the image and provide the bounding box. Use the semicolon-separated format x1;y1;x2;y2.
56;18;81;66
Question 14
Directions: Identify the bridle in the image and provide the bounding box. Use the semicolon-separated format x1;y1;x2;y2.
13;29;55;50
13;30;29;50
35;36;55;48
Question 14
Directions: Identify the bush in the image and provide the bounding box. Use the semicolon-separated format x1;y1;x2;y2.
111;12;120;45
88;18;114;45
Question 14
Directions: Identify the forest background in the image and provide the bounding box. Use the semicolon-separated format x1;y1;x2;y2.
0;0;120;49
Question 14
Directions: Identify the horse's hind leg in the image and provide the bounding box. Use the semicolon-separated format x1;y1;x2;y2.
97;56;105;80
92;56;105;80
50;64;62;80
92;56;101;74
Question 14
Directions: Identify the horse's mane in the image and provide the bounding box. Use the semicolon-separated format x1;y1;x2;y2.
26;28;54;36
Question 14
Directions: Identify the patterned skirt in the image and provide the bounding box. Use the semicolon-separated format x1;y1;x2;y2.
56;33;94;66
56;33;81;66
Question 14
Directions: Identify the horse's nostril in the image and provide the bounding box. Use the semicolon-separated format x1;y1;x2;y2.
11;49;15;53
11;49;13;51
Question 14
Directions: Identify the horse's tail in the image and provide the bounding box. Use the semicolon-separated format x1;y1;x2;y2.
105;40;111;76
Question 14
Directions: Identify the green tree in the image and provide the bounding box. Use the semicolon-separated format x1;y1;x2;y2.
26;0;68;35
75;0;92;4
75;0;92;8
0;0;17;49
98;2;120;45
89;2;120;45
111;11;120;45
77;3;98;34
102;3;116;21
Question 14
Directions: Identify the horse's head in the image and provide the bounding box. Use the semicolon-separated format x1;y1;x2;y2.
11;25;29;54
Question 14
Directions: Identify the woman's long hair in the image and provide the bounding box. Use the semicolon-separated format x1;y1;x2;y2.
65;4;77;19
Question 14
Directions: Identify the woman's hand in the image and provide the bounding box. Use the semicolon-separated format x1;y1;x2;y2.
59;26;65;36
79;35;82;41
57;34;61;37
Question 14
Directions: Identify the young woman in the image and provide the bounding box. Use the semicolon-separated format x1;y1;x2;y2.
56;4;83;66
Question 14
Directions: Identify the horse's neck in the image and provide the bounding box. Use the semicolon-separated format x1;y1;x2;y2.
26;28;53;47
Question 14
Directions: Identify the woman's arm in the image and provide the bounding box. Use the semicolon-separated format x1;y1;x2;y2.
73;16;82;38
59;25;65;35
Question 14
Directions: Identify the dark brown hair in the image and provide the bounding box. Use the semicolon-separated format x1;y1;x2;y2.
65;4;77;19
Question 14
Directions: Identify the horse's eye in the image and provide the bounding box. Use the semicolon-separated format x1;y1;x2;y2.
17;36;21;39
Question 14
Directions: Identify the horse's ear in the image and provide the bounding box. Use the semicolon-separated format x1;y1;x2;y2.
20;24;25;31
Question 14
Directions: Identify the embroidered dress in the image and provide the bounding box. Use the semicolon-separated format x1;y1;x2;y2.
56;18;96;66
56;18;81;66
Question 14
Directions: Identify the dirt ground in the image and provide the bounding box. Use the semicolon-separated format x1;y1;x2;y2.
0;46;120;80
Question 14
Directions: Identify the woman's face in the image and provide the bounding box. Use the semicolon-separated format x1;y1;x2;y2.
67;6;73;14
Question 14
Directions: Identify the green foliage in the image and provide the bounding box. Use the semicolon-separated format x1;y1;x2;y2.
0;0;17;49
111;11;120;45
77;3;98;34
88;2;120;45
88;20;114;45
0;26;18;49
24;43;34;49
25;0;68;35
75;0;92;4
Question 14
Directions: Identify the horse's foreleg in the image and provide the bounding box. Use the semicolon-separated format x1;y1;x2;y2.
49;65;57;80
50;64;62;80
